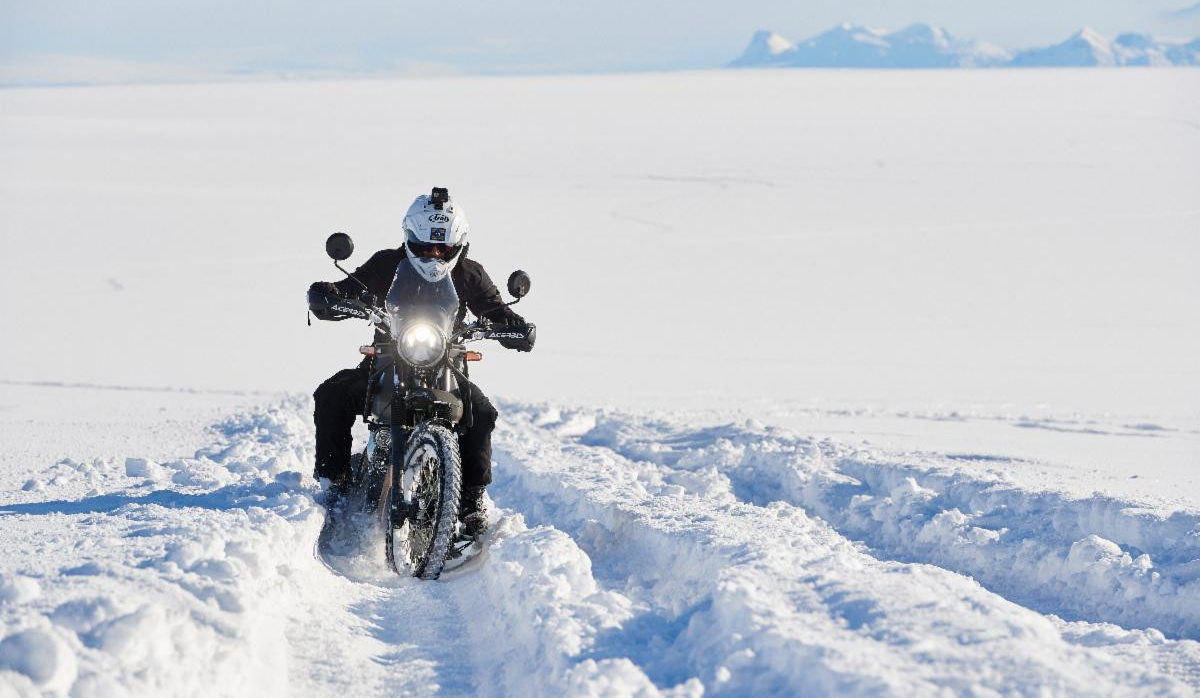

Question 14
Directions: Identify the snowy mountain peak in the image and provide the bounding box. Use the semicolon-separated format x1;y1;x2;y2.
834;21;870;33
891;22;951;45
1010;26;1200;67
807;22;889;51
824;23;886;41
731;24;1200;69
729;22;1009;69
1111;32;1198;66
1073;26;1110;45
728;30;796;67
1012;27;1116;67
761;30;795;54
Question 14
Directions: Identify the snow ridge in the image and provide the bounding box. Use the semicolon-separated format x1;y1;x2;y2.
565;407;1200;641
491;404;1199;695
448;515;680;697
0;399;323;696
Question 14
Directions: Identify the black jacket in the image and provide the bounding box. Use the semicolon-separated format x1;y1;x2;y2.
331;247;519;327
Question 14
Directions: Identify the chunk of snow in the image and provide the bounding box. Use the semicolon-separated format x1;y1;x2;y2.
49;598;122;634
170;460;235;488
273;470;303;490
0;628;78;693
0;576;41;605
123;457;164;480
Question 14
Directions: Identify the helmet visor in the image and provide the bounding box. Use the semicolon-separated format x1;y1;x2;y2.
408;241;461;261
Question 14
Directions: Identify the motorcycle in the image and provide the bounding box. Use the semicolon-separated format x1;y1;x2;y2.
308;232;535;579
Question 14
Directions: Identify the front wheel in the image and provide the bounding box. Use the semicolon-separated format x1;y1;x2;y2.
383;422;462;579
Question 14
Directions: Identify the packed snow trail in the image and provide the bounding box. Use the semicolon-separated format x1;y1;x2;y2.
0;396;669;697
1;393;1198;696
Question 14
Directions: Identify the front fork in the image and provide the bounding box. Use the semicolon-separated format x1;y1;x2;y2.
390;363;404;474
368;361;457;526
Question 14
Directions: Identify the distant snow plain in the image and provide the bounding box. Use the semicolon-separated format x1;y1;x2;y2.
1;69;1198;695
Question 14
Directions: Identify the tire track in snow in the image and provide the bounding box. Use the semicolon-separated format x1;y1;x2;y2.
291;544;479;697
492;403;1198;696
567;408;1200;642
317;509;675;698
0;398;443;696
208;401;675;698
249;399;712;698
0;398;664;697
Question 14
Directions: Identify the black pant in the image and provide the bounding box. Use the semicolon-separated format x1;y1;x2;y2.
313;365;498;488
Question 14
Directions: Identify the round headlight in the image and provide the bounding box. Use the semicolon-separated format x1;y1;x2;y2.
398;322;446;367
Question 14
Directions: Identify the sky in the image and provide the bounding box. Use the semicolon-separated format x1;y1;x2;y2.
2;0;1200;84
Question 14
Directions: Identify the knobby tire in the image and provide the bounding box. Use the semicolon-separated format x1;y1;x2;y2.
382;423;462;579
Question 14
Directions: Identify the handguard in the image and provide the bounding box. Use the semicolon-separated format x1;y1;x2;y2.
491;323;536;352
308;283;368;321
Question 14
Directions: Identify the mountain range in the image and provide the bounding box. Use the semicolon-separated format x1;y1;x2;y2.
730;24;1200;69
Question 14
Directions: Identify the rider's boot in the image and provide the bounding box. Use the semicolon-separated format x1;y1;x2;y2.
321;473;351;519
459;486;489;538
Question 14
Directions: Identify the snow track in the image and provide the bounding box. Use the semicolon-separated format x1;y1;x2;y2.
491;404;1200;696
2;394;1198;696
563;408;1200;640
0;396;661;697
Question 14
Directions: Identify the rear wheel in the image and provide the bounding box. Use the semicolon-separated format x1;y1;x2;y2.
383;423;462;579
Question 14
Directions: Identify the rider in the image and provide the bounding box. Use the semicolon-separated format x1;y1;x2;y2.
308;187;531;535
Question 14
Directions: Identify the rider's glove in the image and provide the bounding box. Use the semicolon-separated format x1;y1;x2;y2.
309;281;344;299
498;323;536;352
349;286;377;307
308;282;351;321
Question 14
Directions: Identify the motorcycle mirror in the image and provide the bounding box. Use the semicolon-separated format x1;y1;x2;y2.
325;232;354;261
507;270;531;299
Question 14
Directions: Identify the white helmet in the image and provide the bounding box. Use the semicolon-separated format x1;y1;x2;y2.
402;187;470;282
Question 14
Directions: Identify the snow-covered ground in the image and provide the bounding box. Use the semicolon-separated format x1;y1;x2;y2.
1;69;1198;695
2;70;1197;421
1;385;1197;696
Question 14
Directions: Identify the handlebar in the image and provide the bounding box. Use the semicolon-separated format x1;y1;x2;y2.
310;288;534;351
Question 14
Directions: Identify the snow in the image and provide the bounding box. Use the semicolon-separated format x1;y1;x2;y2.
561;406;1200;638
1;69;1199;695
0;628;78;695
4;70;1199;424
2;389;1197;695
491;403;1200;693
